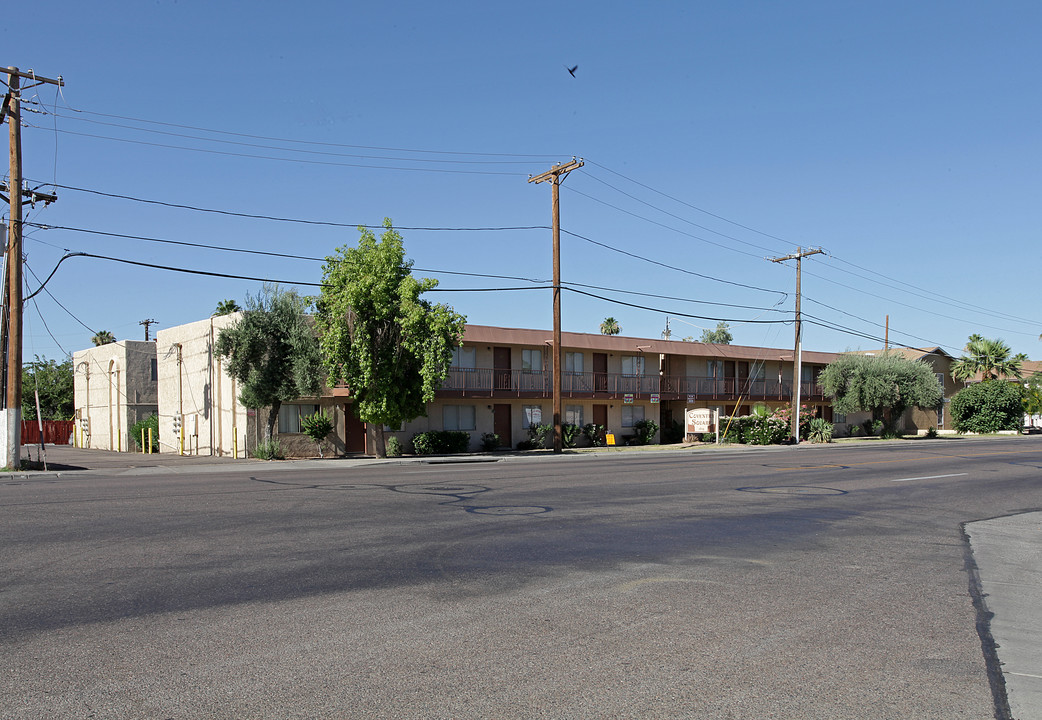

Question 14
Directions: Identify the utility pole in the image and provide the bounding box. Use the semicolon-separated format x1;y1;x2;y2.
140;319;158;341
3;66;64;469
769;247;823;444
528;157;583;454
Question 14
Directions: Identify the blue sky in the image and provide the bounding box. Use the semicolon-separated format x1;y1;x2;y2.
4;1;1041;363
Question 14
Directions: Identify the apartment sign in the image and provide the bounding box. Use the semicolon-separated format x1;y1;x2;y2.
650;393;660;404
623;393;634;404
686;408;712;434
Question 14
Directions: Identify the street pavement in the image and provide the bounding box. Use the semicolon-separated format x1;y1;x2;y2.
3;439;1041;718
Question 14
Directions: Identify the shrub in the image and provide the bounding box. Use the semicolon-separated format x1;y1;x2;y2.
130;413;160;452
582;423;605;447
808;418;833;443
411;430;471;455
561;423;581;448
516;438;540;450
742;415;788;445
772;404;815;440
480;432;500;452
300;411;334;457
701;432;717;443
632;419;659;445
862;419;884;436
925;427;938;439
253;439;283;460
386;436;403;457
849;424;863;437
951;380;1024;434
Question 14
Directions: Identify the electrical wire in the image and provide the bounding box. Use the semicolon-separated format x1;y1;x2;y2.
562;287;792;325
23;124;535;177
561;228;788;297
23;184;549;231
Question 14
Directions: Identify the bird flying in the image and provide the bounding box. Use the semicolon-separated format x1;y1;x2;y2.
567;65;578;77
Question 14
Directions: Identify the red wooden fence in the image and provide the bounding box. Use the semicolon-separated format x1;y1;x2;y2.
21;420;75;445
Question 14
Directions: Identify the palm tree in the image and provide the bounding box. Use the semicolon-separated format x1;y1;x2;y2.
213;299;242;316
599;317;620;336
951;334;1025;382
91;330;116;346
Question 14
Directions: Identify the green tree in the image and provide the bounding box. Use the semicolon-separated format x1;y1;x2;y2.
1023;373;1042;418
951;334;1026;382
316;220;466;458
950;380;1023;433
819;352;942;436
91;330;115;346
214;284;323;443
22;356;74;421
213;299;241;316
700;322;733;344
600;317;620;335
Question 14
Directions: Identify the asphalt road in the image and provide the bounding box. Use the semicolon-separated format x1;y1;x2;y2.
2;437;1040;719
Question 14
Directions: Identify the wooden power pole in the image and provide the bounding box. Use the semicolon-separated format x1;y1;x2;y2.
3;66;63;469
528;157;583;454
140;319;158;341
769;247;823;444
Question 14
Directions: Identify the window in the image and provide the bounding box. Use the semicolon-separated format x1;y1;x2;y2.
622;355;645;376
565;352;584;373
707;360;723;378
443;405;476;431
522;405;543;428
150;358;158;382
565;405;584;426
451;347;476;369
278;403;320;433
834;413;847;424
522;349;543;372
622;405;645;427
749;362;766;382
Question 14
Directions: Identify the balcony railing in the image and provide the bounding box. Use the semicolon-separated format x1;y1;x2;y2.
440;368;824;402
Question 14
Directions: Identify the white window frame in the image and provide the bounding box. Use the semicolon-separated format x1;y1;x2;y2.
451;346;476;369
565;352;584;373
621;405;645;428
622;355;645;376
522;349;543;373
443;404;476;431
278;403;321;434
522;404;543;429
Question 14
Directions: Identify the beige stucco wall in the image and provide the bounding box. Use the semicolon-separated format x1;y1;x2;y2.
156;315;253;456
72;341;158;451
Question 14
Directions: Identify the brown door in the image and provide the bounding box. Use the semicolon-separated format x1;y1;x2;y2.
493;404;512;447
494;347;511;390
593;404;608;439
593;353;608;392
344;404;367;454
724;361;736;395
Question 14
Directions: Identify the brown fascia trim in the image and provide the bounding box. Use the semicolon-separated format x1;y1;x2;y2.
461;324;843;365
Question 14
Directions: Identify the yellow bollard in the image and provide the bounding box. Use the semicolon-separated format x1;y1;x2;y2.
141;428;146;454
233;426;238;459
148;427;154;454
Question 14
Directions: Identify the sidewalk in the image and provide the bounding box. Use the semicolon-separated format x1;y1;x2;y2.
966;513;1042;720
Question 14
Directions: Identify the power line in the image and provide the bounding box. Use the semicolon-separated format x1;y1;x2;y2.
36;101;560;159
562;287;792;325
24;124;535;177
24;184;549;231
561;228;788;297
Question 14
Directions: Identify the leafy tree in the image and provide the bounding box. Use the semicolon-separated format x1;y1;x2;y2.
600;317;620;335
213;299;241;316
22;356;74;421
215;284;323;443
316;220;466;458
951;334;1025;382
91;330;115;346
700;322;733;344
819;353;942;436
950;380;1023;433
1023;373;1042;418
300;411;334;458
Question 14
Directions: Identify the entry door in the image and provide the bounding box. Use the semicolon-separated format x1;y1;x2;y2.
344;404;367;454
494;347;512;391
593;404;608;440
493;404;512;447
593;353;608;392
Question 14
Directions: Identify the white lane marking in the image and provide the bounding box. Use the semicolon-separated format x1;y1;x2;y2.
891;473;968;483
1007;672;1042;680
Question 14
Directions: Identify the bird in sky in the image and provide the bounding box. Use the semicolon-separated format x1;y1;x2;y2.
566;65;578;78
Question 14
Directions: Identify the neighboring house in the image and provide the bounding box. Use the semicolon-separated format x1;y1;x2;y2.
72;340;159;451
74;320;850;457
